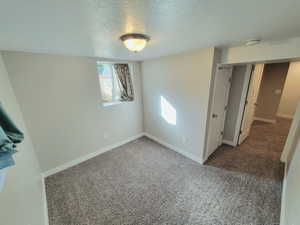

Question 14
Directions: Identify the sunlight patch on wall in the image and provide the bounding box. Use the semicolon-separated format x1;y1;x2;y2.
160;96;177;125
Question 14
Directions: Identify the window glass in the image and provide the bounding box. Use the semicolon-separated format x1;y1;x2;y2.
97;62;133;105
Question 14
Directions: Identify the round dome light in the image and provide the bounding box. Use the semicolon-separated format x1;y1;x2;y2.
120;33;150;52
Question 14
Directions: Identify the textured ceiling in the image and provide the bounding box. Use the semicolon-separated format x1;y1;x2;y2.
1;0;300;60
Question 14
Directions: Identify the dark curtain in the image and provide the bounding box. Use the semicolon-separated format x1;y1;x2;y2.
113;64;134;101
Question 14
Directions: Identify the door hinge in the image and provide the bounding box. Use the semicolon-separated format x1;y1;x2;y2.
228;77;232;83
221;131;224;136
224;105;228;111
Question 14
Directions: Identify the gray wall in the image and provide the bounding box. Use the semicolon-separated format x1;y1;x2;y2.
255;63;289;121
0;53;46;225
223;65;248;142
142;48;215;162
2;51;144;172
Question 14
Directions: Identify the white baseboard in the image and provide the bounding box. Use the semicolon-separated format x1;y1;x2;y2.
254;117;276;124
143;132;204;164
42;133;144;177
222;139;235;146
42;175;49;225
277;113;293;120
280;163;287;225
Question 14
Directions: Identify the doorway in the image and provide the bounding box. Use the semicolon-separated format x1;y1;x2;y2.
205;60;300;162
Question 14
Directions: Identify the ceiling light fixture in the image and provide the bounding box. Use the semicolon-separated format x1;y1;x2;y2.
245;39;261;46
120;33;150;52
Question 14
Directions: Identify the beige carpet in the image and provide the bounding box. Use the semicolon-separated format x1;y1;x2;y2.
207;118;290;180
46;118;290;225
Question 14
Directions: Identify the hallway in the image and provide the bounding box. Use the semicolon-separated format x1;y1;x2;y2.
207;117;292;180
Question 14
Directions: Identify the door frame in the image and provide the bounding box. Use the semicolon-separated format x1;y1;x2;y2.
205;64;233;160
218;66;233;146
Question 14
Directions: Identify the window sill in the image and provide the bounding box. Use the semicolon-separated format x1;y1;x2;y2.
102;101;130;107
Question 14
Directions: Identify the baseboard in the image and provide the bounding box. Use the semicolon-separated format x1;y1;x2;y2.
143;132;204;164
280;163;287;225
277;113;293;120
222;139;235;146
254;117;276;124
42;133;144;177
42;175;49;225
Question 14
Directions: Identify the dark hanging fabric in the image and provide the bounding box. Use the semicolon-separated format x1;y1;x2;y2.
113;64;134;101
0;104;24;169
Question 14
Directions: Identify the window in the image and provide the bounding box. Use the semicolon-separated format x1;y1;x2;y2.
97;62;134;105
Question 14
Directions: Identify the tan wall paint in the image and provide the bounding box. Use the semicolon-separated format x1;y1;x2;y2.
278;61;300;118
255;63;289;121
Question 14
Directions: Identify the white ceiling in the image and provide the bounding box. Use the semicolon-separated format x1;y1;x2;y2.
1;0;300;60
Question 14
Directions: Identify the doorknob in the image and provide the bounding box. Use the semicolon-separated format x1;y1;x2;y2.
212;114;218;118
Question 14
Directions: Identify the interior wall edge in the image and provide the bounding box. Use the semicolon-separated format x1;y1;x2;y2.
144;132;204;164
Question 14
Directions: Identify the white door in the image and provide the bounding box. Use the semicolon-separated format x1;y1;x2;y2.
207;65;233;158
239;64;264;144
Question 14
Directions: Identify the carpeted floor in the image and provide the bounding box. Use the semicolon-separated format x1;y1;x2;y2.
46;118;291;225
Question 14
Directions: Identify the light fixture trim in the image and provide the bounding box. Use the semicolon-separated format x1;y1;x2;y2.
120;33;150;42
245;39;261;46
120;33;150;52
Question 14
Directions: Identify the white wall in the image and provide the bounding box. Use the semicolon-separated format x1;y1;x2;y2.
278;61;300;118
142;48;216;163
283;142;300;225
280;103;300;225
2;51;144;172
221;36;300;64
0;53;46;225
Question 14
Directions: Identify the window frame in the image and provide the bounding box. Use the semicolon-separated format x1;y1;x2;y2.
96;61;135;107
